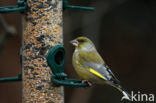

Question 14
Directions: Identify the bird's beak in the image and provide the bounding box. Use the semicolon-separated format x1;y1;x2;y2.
70;39;79;47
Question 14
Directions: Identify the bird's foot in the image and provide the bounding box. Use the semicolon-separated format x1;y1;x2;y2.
82;80;92;86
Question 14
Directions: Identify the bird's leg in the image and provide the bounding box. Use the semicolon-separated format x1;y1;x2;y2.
82;80;92;86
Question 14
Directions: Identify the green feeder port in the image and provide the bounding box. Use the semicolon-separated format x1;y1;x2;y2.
47;45;89;87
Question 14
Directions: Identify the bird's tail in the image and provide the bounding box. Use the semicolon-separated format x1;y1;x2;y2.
116;85;131;101
108;82;131;101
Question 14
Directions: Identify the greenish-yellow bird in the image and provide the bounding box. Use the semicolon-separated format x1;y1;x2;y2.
70;36;131;101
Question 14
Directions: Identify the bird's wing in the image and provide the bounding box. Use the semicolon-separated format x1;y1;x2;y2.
78;51;104;64
84;62;120;84
79;51;120;84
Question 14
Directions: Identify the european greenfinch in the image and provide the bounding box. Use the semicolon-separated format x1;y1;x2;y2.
70;36;131;101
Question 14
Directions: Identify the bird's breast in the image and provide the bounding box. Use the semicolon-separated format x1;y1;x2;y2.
72;52;99;82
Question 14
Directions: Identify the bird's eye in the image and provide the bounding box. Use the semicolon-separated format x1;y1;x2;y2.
78;39;85;43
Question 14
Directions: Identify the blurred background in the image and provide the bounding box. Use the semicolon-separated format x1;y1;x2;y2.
0;0;156;103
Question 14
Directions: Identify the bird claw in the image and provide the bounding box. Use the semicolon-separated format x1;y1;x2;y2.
82;80;92;86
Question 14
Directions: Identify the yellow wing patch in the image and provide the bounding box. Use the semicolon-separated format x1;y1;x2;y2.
89;68;105;80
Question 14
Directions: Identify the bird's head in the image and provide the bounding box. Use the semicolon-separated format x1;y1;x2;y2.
70;36;96;51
